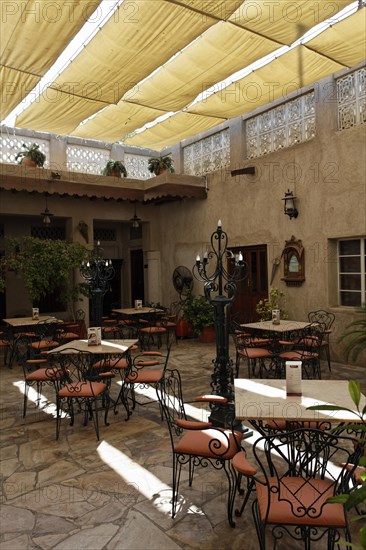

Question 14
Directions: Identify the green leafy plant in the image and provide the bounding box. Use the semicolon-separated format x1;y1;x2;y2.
307;380;366;550
148;155;175;176
255;287;288;321
181;291;215;335
15;142;46;167
102;159;127;177
0;237;89;311
338;305;366;362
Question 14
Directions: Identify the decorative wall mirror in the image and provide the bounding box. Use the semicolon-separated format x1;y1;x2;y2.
281;236;305;286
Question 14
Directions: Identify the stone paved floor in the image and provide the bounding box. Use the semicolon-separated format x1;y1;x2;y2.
0;339;364;550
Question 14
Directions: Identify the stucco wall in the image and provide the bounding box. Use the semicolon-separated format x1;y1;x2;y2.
1;69;365;366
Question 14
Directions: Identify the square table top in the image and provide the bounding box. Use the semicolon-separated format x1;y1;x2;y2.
3;316;60;327
234;378;365;423
112;307;163;316
48;339;138;355
240;320;311;333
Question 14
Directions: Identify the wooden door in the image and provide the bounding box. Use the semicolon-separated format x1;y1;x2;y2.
130;249;144;306
228;245;268;323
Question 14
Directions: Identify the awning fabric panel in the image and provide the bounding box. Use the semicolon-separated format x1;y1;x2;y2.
0;0;100;119
124;23;281;112
0;66;39;118
124;112;226;149
305;8;366;67
228;0;355;44
16;0;220;130
4;0;363;150
188;47;344;118
17;91;108;135
73;103;167;142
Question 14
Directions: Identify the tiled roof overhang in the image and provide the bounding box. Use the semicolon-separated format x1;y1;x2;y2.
0;164;207;203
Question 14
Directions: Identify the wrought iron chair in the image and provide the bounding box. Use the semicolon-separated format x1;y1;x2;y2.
138;308;168;350
16;335;64;417
54;350;110;440
0;326;14;368
308;310;335;371
124;345;171;415
233;333;274;378
232;427;363;549
156;368;244;527
277;322;326;379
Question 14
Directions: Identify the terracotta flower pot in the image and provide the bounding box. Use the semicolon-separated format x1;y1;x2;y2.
175;318;193;338
22;157;38;167
198;325;216;343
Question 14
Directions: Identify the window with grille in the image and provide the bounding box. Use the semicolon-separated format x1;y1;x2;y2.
94;228;117;242
338;238;366;307
31;226;66;240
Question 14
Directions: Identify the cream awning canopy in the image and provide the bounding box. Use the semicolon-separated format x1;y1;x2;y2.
1;0;364;150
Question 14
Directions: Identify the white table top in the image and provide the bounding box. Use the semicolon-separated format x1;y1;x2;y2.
113;307;163;316
48;339;138;354
3;316;60;327
234;379;365;422
240;320;311;333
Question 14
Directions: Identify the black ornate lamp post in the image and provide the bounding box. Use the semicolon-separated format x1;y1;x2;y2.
80;241;115;327
193;221;247;428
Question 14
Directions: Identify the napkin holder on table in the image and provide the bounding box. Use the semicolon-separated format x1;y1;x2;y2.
134;300;143;309
286;361;302;396
87;327;101;346
32;308;39;320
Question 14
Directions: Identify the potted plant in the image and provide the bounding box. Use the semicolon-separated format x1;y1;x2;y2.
0;236;89;317
255;287;288;321
148;155;175;176
102;159;127;177
338;305;366;362
15;142;46;167
181;292;215;342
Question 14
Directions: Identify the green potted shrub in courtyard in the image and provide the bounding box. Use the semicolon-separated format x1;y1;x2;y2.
148;155;175;176
102;159;127;177
181;292;215;342
255;286;288;321
15;142;46;167
0;236;89;318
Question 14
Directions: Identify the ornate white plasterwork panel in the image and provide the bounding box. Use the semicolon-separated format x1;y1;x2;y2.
246;91;316;159
124;153;152;179
1;133;50;167
66;144;110;175
183;129;230;175
337;67;366;130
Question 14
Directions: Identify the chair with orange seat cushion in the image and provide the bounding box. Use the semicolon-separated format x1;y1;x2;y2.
124;346;171;415
308;310;335;371
156;368;244;527
15;335;65;417
233;333;274;378
54;349;110;440
138;309;168;350
232;427;362;549
278;322;325;379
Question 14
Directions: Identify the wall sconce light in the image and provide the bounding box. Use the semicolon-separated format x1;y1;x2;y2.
40;196;54;225
282;189;298;219
130;205;141;229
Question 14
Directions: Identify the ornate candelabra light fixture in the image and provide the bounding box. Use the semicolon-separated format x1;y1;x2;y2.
80;241;115;326
193;221;247;428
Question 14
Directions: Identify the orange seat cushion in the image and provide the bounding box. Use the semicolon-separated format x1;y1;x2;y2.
26;367;63;381
125;369;163;383
58;381;107;397
31;340;59;350
175;419;213;430
232;450;257;476
175;429;243;459
240;347;273;359
256;477;346;526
